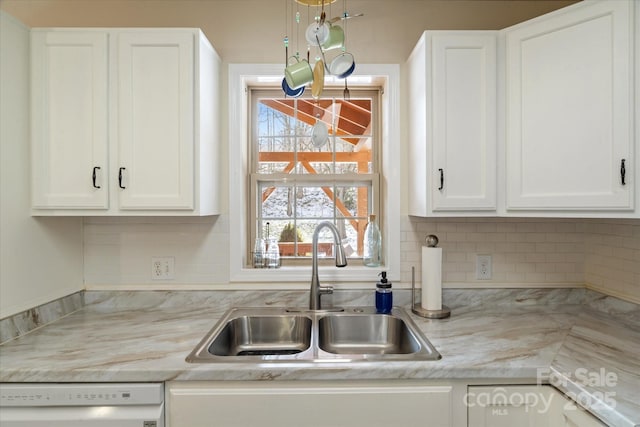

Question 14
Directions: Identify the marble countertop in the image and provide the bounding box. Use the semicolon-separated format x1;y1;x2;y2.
0;289;638;426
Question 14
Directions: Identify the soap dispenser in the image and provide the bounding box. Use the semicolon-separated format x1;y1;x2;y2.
375;271;393;314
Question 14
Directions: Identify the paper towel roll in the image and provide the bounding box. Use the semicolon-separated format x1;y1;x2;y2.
421;246;442;311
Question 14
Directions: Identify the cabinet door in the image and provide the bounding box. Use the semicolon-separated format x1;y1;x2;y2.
467;386;553;427
431;33;497;211
407;31;497;216
505;0;633;211
167;382;453;427
31;31;109;209
548;390;606;427
117;32;194;210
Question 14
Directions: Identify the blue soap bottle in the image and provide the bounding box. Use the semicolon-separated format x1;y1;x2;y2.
375;271;393;314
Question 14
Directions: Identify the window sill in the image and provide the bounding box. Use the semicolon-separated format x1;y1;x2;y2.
230;264;395;284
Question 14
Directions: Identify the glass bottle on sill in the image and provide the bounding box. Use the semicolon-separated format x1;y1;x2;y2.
363;214;382;267
266;237;280;269
253;237;266;268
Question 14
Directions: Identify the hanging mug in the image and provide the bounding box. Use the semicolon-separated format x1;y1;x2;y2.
322;25;344;51
284;56;313;90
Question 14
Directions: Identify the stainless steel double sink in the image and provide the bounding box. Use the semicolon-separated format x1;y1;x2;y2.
186;306;441;363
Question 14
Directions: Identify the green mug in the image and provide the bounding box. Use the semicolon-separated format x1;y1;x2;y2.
284;57;313;90
322;25;344;51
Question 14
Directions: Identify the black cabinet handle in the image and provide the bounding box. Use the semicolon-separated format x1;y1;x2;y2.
620;159;626;186
92;166;101;189
118;167;126;189
438;168;444;191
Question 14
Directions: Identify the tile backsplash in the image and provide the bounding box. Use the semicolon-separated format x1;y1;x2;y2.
584;220;640;302
84;216;231;285
403;216;585;285
84;216;639;302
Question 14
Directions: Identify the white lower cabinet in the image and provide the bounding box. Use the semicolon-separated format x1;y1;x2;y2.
467;385;551;427
548;389;606;427
167;382;606;427
167;381;454;427
467;386;605;427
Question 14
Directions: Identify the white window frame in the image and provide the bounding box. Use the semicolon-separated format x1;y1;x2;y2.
228;64;400;286
249;87;380;266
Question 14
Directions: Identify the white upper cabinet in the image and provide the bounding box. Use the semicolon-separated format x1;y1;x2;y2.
408;31;498;216
117;32;195;210
31;31;109;209
504;0;634;213
31;28;220;216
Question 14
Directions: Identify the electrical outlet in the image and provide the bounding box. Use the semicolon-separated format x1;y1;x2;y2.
476;255;492;280
151;256;175;280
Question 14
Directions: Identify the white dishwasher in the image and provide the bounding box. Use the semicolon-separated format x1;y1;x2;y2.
0;383;164;426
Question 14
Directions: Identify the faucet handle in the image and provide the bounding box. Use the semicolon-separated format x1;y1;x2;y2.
319;285;333;295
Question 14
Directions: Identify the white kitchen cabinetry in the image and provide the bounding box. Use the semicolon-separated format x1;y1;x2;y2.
31;28;220;215
467;385;552;427
548;389;606;427
504;0;634;213
408;31;498;216
467;386;605;427
167;381;454;427
31;31;109;209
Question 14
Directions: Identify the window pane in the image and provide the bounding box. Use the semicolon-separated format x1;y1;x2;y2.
335;184;370;217
257;137;293;173
252;88;378;263
260;185;293;218
337;216;364;258
295;186;335;218
298;140;335;175
257;100;295;137
256;97;372;177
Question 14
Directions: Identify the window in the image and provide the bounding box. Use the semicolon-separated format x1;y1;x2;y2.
228;64;400;284
249;88;380;266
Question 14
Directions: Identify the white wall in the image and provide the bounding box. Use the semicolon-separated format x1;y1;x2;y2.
0;11;84;318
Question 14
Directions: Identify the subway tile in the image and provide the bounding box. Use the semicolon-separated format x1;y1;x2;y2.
545;272;568;282
476;223;498;233
535;242;557;253
83;216;639;301
523;233;547;243
516;242;536;253
435;223;458;232
554;263;576;273
526;253;547;263
520;272;543;282
496;223;517;233
516;223;537;233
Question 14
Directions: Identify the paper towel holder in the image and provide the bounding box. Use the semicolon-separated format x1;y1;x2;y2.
411;265;451;319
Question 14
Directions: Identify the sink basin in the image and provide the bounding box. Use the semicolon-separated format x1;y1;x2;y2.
318;313;421;355
186;307;441;363
208;315;312;356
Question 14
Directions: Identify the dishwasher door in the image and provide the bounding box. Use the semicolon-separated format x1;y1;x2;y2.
0;383;164;427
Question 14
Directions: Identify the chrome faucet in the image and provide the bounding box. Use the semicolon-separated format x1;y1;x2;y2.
309;221;348;310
